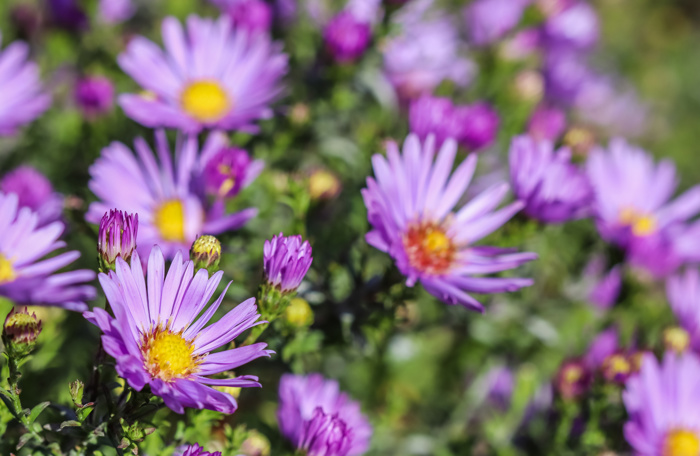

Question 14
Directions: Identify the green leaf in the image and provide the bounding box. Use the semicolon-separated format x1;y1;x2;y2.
28;401;50;424
17;432;34;449
58;420;81;431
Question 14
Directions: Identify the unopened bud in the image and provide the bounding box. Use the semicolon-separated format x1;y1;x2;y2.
190;235;222;273
70;380;85;407
240;429;271;456
98;209;138;272
308;169;341;201
284;297;314;327
3;307;42;356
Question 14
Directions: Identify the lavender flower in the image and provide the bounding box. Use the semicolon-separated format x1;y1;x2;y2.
226;0;273;35
98;0;135;24
0;35;51;135
200;146;264;199
623;352;700;455
667;269;700;352
0;192;95;311
509;135;592;223
408;95;457;146
464;0;530;46
278;373;372;456
362;134;536;311
543;1;599;50
454;102;500;151
0;166;64;226
98;210;138;272
323;12;372;63
74;76;114;118
86;131;258;261
263;233;313;292
527;105;566;141
543;46;593;105
84;247;272;414
118;15;287;133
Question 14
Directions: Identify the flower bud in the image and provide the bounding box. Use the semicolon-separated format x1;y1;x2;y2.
69;379;85;407
75;76;115;119
98;210;138;272
555;359;591;400
663;327;690;354
2;307;42;357
600;352;632;384
308;169;341;201
323;12;371;63
240;429;271;456
190;235;222;273
263;233;313;293
284;297;314;327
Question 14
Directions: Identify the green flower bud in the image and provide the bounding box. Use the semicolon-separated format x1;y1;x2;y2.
2;307;42;357
284;297;314;327
240;430;271;456
190;235;222;273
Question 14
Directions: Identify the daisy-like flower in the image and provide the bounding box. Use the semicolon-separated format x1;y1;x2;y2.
278;373;372;456
84;246;272;414
86;130;259;261
1;166;64;227
0;34;51;136
117;15;288;133
623;352;700;456
0;192;95;311
667;269;700;352
362;134;536;311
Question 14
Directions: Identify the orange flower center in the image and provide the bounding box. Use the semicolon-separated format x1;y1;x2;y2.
403;223;456;275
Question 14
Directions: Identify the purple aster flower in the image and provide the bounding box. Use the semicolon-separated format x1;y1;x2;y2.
625;223;700;279
0;166;64;226
74;76;114;119
226;0;273;35
278;373;372;456
667;269;700;352
623;352;700;455
508;135;592;223
98;0;135;24
0;192;95;311
543;1;598;50
464;0;531;46
586;138;700;251
543;46;593;105
84;246;272;414
0;35;51;136
554;358;591;400
98;209;138;272
454;102;500;151
175;443;222;456
323;12;372;63
362;134;536;311
200;146;264;199
118;15;287;133
263;233;313;292
86;130;258;261
527;104;566;141
408;95;456;146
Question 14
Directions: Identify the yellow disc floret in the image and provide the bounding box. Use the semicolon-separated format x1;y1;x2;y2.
141;328;201;381
0;254;17;284
181;80;230;122
663;429;700;456
619;207;657;236
154;199;186;242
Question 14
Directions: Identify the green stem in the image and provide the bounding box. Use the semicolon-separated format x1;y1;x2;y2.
242;323;269;346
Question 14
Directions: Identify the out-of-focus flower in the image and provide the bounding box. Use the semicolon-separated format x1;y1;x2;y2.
500;28;541;60
264;233;313;293
190;235;222;273
74;76;114;119
47;0;88;30
0;36;51;136
543;1;598;50
464;0;531;46
118;15;287;133
623;352;700;455
176;443;222;456
575;77;648;138
308;169;341;200
483;366;514;410
664;327;691;354
0;166;64;226
454;102;500;151
200;146;264;200
98;210;138;272
543;47;593;105
667;269;700;352
240;429;271;456
563;126;596;158
98;0;135;24
85;247;271;414
587;265;622;309
0;192;95;311
555;359;591;400
513;70;544;103
509;135;592;223
226;0;273;35
584;327;619;369
284;297;314;327
278;373;372;456
3;307;42;357
408;95;456;146
601;352;633;384
324;12;372;63
86;131;258;261
362;134;536;311
527;105;566;141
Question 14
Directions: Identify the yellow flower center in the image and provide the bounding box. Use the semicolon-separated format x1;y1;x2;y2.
180;80;230;122
602;354;631;378
563;365;583;384
403;223;456;275
141;328;201;381
619;207;657;236
664;429;700;456
154;200;186;242
0;254;17;284
664;327;691;353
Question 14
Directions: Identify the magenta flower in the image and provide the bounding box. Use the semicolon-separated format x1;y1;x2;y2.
408;95;457;147
0;192;95;311
464;0;530;46
278;373;372;456
623;352;700;455
74;76;114;118
178;444;221;456
454;102;500;151
86;131;258;261
226;0;273;35
667;269;700;352
0;166;64;226
84;247;272;414
118;15;287;133
323;12;372;63
98;210;138;271
0;35;51;135
362;134;536;311
509;135;592;223
200;146;264;199
527;105;566;141
263;233;313;292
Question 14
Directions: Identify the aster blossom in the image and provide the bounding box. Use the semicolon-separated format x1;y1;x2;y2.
118;15;288;133
509;135;592;223
98;210;138;271
362;134;536;311
623;352;700;456
278;373;372;456
0;166;64;226
84;246;272;414
0;34;51;135
0;192;95;311
86;130;259;261
263;233;313;292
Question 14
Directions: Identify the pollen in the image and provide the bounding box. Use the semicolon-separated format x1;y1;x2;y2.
0;254;17;284
619;207;657;236
181;80;230;122
403;223;456;275
663;429;700;456
141;327;201;381
154;199;185;242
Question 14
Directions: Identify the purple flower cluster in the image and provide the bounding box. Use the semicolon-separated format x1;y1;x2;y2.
263;233;313;292
0;166;64;227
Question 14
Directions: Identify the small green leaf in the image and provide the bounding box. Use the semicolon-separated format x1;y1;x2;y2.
17;433;34;449
28;401;50;424
58;420;81;430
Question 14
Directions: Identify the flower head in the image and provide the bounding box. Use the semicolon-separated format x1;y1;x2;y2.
177;443;222;456
623;352;700;456
408;95;457;147
454;102;500;151
278;373;372;456
464;0;530;46
190;235;222;273
363;134;536;311
98;210;138;272
263;233;313;293
323;12;372;63
0;166;64;226
509;135;592;223
98;0;135;24
527;105;566;141
226;0;273;35
86;131;258;261
543;1;598;50
201;146;263;199
74;76;114;118
118;15;287;133
0;192;95;311
555;359;591;400
3;307;42;355
85;247;272;414
0;36;51;136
